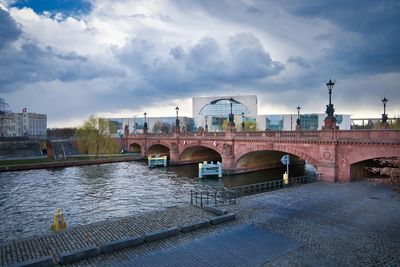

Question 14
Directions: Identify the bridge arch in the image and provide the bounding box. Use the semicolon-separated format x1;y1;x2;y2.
347;147;399;166
146;142;170;157
180;144;222;163
344;146;400;181
235;146;319;170
129;143;141;153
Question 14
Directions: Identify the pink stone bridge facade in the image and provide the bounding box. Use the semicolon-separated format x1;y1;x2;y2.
125;130;400;182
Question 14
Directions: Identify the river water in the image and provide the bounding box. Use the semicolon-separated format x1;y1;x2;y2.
0;161;315;242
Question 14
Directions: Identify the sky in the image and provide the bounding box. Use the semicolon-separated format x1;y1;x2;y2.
0;0;399;128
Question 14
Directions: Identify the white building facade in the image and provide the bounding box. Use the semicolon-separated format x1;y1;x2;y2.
1;111;47;137
192;95;350;131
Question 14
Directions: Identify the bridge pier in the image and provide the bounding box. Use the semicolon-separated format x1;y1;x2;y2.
317;164;337;183
221;155;235;175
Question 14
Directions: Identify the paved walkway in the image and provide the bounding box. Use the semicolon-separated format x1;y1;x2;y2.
1;181;400;266
116;224;300;267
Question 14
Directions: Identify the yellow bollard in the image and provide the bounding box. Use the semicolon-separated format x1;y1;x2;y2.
283;172;289;185
51;208;67;232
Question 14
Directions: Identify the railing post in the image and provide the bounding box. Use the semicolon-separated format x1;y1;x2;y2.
200;193;203;208
190;190;193;205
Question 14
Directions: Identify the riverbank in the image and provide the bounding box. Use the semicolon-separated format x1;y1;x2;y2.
1;180;399;266
0;154;143;172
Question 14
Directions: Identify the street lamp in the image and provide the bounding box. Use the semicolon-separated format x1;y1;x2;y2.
143;112;148;134
326;79;335;106
241;112;245;131
323;78;338;130
228;97;235;129
296;106;301;130
175;106;180;132
381;97;389;129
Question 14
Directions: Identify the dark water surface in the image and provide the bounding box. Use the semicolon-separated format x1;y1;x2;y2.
0;161;315;242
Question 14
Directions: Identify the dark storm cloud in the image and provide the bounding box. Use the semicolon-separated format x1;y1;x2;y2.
228;33;284;79
115;32;284;97
0;8;125;93
0;41;125;93
287;56;311;69
0;8;21;49
283;0;400;75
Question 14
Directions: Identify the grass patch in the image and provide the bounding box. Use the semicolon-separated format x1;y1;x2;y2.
0;154;140;167
0;158;54;166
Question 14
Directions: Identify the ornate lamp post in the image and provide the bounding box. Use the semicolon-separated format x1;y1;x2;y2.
241;112;245;131
175;106;180;133
380;97;389;129
143;112;148;134
205;116;208;132
296;106;302;130
228;97;235;131
322;78;338;130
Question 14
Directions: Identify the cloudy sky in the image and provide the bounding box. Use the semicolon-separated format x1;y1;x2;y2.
0;0;399;127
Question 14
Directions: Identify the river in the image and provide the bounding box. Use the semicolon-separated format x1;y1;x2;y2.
0;161;315;242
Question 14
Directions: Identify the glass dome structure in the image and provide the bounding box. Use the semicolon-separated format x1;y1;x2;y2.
199;98;250;116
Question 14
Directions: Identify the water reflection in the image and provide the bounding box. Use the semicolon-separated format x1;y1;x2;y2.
0;161;314;242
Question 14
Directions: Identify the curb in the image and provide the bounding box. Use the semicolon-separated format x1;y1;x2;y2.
144;227;180;242
8;256;53;267
59;246;98;265
180;219;211;233
204;205;228;215
100;236;145;254
210;213;236;225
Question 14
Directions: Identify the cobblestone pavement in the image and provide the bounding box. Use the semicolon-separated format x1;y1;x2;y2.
1;181;400;266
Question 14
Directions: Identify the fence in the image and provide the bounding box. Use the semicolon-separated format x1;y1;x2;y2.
230;174;320;197
190;188;237;208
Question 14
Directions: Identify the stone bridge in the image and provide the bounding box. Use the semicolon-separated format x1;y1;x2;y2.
123;130;400;182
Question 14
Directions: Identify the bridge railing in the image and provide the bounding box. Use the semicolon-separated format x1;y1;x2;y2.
128;129;399;142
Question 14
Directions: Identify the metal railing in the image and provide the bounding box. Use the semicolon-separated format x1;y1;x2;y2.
229;173;320;197
190;188;237;208
190;174;320;207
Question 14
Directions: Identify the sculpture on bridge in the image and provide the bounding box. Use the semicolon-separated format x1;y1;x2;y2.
223;143;233;156
124;124;129;136
171;142;178;153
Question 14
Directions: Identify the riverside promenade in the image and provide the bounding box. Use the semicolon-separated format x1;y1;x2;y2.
1;181;399;266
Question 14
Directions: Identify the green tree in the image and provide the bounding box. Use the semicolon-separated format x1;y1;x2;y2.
76;115;120;157
221;119;229;131
389;117;400;129
244;120;257;131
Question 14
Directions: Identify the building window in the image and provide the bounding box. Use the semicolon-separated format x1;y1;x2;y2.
300;114;318;130
266;115;283;131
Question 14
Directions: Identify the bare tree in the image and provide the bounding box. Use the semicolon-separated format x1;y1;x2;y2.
367;157;400;192
0;98;10;137
152;121;172;133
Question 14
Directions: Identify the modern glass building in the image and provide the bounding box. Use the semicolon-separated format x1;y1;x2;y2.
106;116;195;135
259;113;350;131
193;95;258;131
